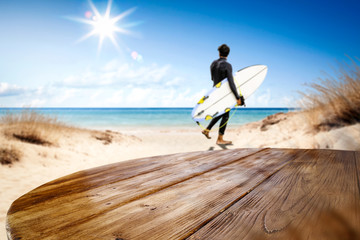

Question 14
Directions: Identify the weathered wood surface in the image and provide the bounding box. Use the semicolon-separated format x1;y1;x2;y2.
6;148;360;240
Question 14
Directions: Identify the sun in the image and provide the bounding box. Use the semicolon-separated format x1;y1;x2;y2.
93;16;116;37
71;0;137;53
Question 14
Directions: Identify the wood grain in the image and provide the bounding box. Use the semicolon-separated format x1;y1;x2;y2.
6;149;360;240
6;148;264;239
47;149;293;240
187;149;360;240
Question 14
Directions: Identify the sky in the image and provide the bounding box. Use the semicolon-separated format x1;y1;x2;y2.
0;0;359;108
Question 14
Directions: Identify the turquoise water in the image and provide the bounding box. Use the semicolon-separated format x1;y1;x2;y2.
0;108;295;129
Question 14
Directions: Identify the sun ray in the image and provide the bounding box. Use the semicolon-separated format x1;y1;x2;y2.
76;30;97;44
105;0;112;18
118;21;143;28
98;35;105;53
88;0;101;19
111;7;137;23
113;26;131;34
64;16;94;25
109;34;120;51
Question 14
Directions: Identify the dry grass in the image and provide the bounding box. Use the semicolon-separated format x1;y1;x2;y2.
93;132;113;145
299;60;360;131
0;146;21;165
260;112;288;131
1;109;69;146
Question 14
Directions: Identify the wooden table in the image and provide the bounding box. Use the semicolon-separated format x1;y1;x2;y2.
6;148;360;239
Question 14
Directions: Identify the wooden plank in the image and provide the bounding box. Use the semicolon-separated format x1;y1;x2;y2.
187;149;360;239
40;149;295;239
7;151;211;212
7;148;296;240
8;149;260;215
6;148;262;239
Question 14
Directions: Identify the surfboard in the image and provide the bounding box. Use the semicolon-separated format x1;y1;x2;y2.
192;65;268;122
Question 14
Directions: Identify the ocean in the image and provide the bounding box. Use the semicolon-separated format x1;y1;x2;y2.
0;108;294;129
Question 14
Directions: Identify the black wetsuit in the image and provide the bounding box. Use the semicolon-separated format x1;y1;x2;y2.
206;57;240;135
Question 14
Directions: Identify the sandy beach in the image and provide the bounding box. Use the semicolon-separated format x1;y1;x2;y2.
1;109;360;239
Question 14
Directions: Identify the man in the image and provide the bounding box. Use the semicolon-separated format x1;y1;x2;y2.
202;44;245;145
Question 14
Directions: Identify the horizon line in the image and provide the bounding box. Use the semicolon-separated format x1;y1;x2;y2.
0;107;298;109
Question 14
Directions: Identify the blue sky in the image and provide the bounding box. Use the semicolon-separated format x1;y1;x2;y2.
0;0;359;107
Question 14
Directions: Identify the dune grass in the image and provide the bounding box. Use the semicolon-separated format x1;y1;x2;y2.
0;146;21;165
0;109;68;146
299;60;360;131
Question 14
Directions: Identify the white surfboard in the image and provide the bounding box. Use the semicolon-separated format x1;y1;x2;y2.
192;65;268;122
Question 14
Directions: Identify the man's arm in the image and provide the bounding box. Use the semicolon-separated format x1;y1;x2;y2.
226;64;240;100
210;61;215;83
227;64;245;106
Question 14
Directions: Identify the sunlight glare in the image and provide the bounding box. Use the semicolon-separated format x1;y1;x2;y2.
93;16;115;37
72;0;137;53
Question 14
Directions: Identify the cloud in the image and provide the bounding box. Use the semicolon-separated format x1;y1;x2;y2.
0;82;26;97
90;90;104;100
1;59;207;107
244;88;299;108
101;87;206;108
106;90;124;105
41;59;196;107
245;88;272;107
57;60;177;89
280;95;297;107
30;99;46;107
55;89;79;104
256;89;271;106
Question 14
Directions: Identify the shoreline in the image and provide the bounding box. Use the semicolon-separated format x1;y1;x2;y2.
0;107;294;131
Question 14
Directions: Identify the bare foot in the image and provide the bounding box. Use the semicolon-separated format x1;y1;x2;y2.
216;139;232;145
202;129;211;139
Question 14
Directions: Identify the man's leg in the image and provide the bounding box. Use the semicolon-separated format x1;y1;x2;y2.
202;115;222;139
217;112;232;145
218;111;229;136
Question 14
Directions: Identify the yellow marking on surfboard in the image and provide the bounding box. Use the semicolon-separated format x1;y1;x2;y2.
215;82;221;88
198;96;206;104
205;115;213;120
225;108;231;112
